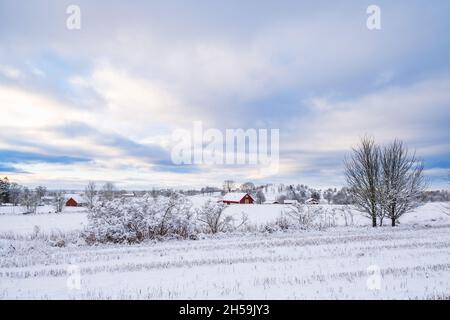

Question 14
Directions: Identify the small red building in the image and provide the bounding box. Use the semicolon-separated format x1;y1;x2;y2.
222;192;254;205
64;194;85;207
65;198;78;207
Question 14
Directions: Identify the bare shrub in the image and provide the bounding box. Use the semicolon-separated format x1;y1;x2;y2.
197;200;247;234
283;204;334;230
284;204;315;228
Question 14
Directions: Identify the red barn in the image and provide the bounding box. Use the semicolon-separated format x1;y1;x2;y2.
222;192;254;205
65;197;78;207
64;194;85;207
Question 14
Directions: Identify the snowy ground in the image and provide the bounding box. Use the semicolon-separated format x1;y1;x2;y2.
0;202;449;299
0;206;87;236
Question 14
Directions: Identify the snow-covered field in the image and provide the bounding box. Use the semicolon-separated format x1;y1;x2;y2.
0;206;87;236
1;199;446;235
0;201;449;299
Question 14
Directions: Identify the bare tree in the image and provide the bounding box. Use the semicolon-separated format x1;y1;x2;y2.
101;182;116;201
35;186;47;205
223;180;235;193
380;140;427;226
241;182;255;193
84;181;97;209
345;137;381;227
53;192;66;213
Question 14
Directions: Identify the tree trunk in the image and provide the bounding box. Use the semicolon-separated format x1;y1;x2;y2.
391;218;396;227
372;215;377;227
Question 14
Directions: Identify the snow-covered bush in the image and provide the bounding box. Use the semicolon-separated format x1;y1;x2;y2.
197;200;248;234
83;193;196;244
283;204;337;230
284;204;316;229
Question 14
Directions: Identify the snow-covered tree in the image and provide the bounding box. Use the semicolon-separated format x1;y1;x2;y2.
9;183;22;206
283;204;331;229
256;189;266;204
420;190;450;202
284;203;315;228
155;193;194;237
197;200;232;234
20;187;38;214
323;188;335;204
0;177;10;204
310;189;321;201
35;186;47;205
332;187;353;205
286;185;296;200
293;185;309;203
276;194;287;204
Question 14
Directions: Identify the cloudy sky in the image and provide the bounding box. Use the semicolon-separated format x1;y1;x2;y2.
1;0;449;190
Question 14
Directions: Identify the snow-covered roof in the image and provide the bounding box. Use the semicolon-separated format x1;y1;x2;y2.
64;194;85;203
284;200;299;204
222;192;253;202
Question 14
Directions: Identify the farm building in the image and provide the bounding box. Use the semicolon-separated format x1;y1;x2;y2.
65;194;86;207
222;192;254;205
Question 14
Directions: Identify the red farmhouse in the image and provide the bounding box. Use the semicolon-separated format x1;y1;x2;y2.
64;194;85;207
222;192;254;205
66;198;78;207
